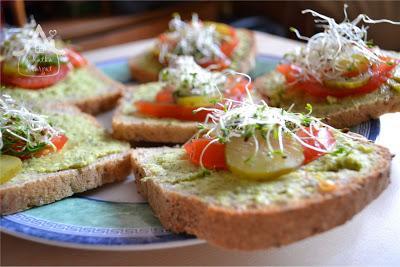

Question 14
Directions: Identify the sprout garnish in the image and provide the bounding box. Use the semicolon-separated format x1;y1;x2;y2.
158;14;226;65
159;56;226;97
0;95;61;157
285;5;400;82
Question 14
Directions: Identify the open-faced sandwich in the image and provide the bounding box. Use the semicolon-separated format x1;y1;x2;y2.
131;95;392;250
0;95;131;215
113;56;257;143
129;14;256;83
255;7;400;128
0;20;125;115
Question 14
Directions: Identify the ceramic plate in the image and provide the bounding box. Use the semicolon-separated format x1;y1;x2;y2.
0;54;380;250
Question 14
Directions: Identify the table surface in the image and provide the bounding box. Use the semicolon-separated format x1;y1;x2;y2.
1;32;400;266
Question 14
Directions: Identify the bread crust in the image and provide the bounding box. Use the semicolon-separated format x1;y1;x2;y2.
128;54;161;84
1;151;131;215
0;106;131;215
323;93;400;128
70;65;125;115
129;29;256;83
112;107;198;144
131;145;391;250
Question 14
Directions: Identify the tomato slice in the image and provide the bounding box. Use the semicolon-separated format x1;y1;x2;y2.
1;64;71;89
184;138;227;170
50;134;69;151
65;48;87;68
220;27;239;58
277;60;398;99
34;134;69;158
155;88;175;103
296;127;336;164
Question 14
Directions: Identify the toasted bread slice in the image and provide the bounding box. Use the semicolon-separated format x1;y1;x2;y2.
131;139;391;250
0;105;131;215
255;59;400;128
0;65;125;115
129;29;256;83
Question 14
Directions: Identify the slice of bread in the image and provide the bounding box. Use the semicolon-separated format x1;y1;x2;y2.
255;58;400;129
112;83;198;144
0;65;125;115
131;140;391;250
0;105;131;215
129;29;256;83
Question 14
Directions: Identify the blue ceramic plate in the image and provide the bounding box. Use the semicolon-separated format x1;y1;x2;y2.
0;54;380;250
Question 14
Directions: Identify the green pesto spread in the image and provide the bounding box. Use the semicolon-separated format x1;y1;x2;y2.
140;136;376;208
0;67;107;103
258;63;400;117
7;112;129;184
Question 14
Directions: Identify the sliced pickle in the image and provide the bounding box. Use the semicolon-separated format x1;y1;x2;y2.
0;155;22;185
323;73;371;89
225;134;304;181
387;79;400;92
176;95;221;108
337;54;369;75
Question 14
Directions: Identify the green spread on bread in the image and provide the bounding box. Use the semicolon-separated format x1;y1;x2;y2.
21;112;128;174
139;138;375;207
1;95;128;185
1;67;107;102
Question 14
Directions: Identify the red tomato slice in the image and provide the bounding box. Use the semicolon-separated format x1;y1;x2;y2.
277;60;398;99
220;27;239;58
65;48;87;68
155;88;175;103
1;64;71;89
34;134;69;158
184;138;227;170
296;127;336;164
50;134;69;151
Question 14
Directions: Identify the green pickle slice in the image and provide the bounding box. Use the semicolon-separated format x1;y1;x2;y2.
323;73;371;89
225;134;304;180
